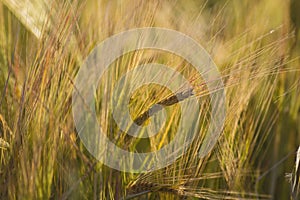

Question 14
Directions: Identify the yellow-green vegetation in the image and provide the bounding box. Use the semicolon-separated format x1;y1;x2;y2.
0;0;299;199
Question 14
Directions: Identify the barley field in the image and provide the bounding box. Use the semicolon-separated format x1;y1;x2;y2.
0;0;299;199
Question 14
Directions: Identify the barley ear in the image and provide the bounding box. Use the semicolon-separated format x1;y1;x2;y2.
0;138;9;149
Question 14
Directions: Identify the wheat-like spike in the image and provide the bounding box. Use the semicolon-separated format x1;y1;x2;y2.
125;181;187;200
125;88;194;135
122;88;194;146
0;138;9;149
0;114;13;150
133;88;194;126
0;114;13;136
126;180;269;200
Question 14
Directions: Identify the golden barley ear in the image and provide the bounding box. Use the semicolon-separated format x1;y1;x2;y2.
0;114;12;150
125;180;187;200
0;138;9;149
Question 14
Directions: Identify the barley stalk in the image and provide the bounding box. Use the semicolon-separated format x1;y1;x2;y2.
292;146;300;200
